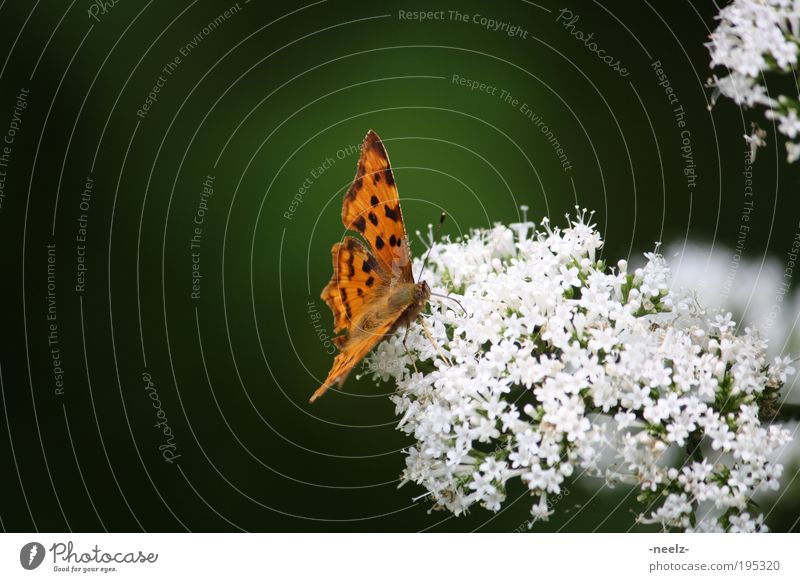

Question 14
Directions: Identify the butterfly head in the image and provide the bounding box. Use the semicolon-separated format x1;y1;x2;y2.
415;280;431;308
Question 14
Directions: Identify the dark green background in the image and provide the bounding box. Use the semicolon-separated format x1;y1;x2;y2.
0;0;798;532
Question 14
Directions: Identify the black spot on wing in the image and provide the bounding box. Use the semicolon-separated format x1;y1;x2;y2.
346;174;362;199
341;288;351;320
339;242;355;276
368;212;378;226
370;195;379;206
372;172;381;185
375;236;385;250
356;288;363;297
353;215;366;232
365;276;375;287
362;255;378;273
389;234;397;247
384;204;399;221
384;168;395;185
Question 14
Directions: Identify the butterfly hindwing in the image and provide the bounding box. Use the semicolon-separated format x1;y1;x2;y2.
321;236;385;334
309;318;395;403
342;130;413;282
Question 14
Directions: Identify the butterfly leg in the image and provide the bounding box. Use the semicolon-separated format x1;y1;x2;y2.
419;317;452;367
402;327;418;373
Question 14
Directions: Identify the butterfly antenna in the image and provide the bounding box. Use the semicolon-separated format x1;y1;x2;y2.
416;212;447;282
429;292;468;316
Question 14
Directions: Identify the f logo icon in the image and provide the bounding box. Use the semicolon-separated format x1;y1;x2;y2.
19;542;45;570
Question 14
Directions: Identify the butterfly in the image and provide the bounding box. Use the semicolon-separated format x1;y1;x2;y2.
309;130;432;403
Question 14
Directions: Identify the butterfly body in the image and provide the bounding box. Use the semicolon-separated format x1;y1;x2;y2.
388;280;431;332
310;130;428;403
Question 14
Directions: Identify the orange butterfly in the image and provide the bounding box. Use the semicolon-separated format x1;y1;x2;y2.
309;130;431;403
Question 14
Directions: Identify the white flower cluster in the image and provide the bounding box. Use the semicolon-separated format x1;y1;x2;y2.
667;242;800;360
367;211;795;532
707;0;800;161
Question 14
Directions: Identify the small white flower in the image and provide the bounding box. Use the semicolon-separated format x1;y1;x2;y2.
729;512;768;533
786;141;800;162
744;125;768;162
529;493;553;523
777;108;800;138
712;312;736;333
770;355;797;383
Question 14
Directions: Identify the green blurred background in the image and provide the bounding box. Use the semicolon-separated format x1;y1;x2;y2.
0;0;798;532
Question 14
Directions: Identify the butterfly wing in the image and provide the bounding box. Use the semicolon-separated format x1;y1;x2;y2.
321;236;384;335
313;237;398;403
342;130;413;283
309;318;395;403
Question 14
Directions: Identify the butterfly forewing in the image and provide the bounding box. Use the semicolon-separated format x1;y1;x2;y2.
341;130;413;283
